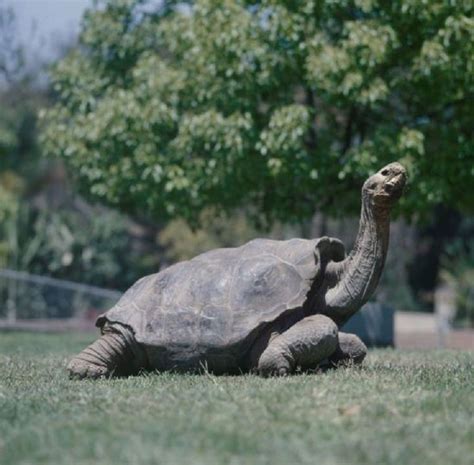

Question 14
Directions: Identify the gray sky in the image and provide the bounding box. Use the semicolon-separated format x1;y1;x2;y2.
6;0;91;60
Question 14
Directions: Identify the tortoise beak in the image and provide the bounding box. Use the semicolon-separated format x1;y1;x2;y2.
383;163;407;196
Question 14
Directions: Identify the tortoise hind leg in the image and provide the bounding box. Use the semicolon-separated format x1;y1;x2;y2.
256;315;338;376
328;332;367;366
68;323;146;379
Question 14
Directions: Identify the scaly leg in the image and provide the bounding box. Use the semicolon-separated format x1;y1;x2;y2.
256;314;338;376
329;332;367;366
67;323;146;379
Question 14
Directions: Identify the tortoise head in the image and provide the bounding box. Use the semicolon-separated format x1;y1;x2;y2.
362;162;407;209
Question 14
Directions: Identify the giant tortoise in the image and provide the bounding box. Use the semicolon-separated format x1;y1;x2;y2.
68;162;406;378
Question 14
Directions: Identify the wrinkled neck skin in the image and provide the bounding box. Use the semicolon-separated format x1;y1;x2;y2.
321;193;391;326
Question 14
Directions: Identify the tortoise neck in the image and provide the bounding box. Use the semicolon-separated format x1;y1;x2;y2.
324;194;390;324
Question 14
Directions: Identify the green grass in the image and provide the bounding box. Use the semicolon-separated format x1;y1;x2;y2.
0;332;473;465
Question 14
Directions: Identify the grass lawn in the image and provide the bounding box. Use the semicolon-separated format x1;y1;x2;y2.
0;332;473;465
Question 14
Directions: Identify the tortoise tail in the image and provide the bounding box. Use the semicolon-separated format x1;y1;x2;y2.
67;323;146;379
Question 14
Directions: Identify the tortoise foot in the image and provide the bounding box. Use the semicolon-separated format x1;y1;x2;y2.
67;357;111;380
258;365;290;377
257;350;292;377
329;332;367;367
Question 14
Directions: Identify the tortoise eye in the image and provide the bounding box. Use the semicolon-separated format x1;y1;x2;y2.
381;169;389;176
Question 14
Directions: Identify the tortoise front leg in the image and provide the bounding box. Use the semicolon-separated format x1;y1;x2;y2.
68;323;146;379
256;315;338;376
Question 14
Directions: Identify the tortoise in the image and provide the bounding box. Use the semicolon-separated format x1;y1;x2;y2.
68;162;406;378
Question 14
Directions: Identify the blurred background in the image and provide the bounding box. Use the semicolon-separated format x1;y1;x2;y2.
0;0;473;349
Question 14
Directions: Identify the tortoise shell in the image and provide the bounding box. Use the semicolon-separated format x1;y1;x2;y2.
97;236;345;371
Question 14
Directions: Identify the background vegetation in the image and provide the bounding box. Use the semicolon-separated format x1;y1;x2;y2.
1;1;473;321
41;0;473;223
0;3;160;290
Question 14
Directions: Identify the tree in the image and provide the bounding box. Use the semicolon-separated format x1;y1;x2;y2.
41;0;473;225
0;3;161;290
0;2;24;86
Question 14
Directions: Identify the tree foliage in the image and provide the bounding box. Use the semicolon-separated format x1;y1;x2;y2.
158;207;298;264
1;203;158;289
0;3;161;289
41;0;474;224
0;3;24;85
